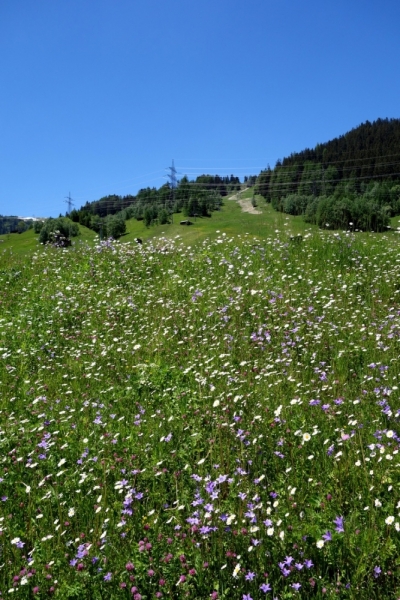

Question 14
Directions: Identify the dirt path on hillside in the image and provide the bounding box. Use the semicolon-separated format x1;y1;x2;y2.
228;192;262;214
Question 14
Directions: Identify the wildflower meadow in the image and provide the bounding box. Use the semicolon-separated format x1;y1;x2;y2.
1;230;400;599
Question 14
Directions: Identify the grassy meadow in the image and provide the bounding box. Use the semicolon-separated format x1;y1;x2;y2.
1;203;400;598
0;190;310;264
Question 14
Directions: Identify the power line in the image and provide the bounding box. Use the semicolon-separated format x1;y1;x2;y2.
70;168;400;210
69;155;400;212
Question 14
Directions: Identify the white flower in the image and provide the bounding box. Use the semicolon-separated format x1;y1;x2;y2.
386;454;393;460
302;433;311;442
395;522;400;531
213;400;220;408
197;458;205;465
250;526;259;533
58;458;66;467
232;563;241;578
11;537;21;546
226;514;236;525
279;531;284;540
355;460;361;467
386;430;394;438
385;516;395;525
68;508;75;517
375;499;382;507
316;540;325;548
266;527;274;536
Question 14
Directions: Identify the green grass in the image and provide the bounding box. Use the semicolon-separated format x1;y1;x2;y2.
0;224;97;268
121;193;312;247
1;229;400;598
0;188;313;258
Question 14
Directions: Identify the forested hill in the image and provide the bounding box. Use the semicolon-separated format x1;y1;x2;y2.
255;118;400;199
255;118;400;231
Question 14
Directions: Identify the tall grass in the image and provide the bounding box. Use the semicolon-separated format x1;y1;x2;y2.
0;230;400;598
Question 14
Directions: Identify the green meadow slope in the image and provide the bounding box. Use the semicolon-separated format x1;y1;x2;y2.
1;228;400;597
0;190;312;264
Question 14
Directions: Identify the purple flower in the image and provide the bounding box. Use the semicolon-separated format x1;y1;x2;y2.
199;526;212;535
374;566;381;578
243;595;253;600
104;572;112;581
304;559;314;569
260;583;271;593
291;583;301;591
322;531;332;541
334;516;344;533
245;571;256;581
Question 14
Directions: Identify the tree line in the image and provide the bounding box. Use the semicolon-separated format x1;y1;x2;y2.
254;118;400;231
0;216;34;235
67;174;243;235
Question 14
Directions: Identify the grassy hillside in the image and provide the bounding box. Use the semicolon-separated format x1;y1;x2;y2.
1;228;400;598
120;190;310;247
0;223;97;267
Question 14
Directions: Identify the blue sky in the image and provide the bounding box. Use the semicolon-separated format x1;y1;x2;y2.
1;0;400;217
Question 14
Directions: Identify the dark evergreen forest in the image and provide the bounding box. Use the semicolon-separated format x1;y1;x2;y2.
254;118;400;231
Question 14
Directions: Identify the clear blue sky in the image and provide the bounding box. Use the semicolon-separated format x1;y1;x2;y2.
1;0;400;217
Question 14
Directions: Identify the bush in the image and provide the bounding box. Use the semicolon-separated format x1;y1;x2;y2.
39;218;80;245
105;215;126;239
34;220;44;233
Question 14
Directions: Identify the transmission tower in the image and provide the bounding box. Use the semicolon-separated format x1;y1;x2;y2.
165;160;178;223
166;159;177;189
64;192;74;214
